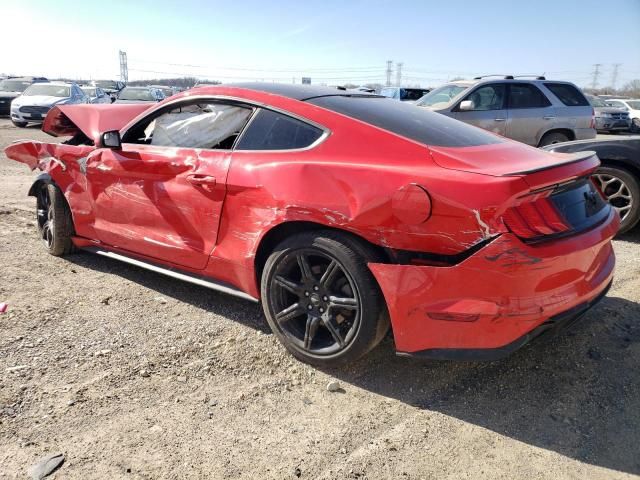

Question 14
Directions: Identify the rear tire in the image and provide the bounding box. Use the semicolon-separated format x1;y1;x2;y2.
12;120;28;128
36;184;75;256
538;131;570;147
261;231;389;367
592;166;640;234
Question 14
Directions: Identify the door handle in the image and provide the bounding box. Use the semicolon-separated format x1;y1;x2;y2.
543;115;556;120
494;118;506;122
186;174;217;186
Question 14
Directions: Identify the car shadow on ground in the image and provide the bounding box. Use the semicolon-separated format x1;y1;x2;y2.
64;250;639;475
618;228;640;244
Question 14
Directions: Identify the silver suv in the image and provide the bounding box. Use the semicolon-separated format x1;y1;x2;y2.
415;76;596;146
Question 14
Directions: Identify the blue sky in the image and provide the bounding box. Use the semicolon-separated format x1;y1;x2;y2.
4;0;640;89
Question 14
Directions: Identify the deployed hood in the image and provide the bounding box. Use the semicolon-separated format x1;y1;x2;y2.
42;103;152;144
12;95;68;107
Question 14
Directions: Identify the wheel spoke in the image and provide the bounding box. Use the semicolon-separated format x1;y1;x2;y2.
320;260;340;288
303;315;320;350
274;275;302;295
329;296;358;310
297;254;314;282
322;316;344;347
275;303;304;324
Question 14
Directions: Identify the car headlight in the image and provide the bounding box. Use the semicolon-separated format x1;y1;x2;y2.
599;112;613;118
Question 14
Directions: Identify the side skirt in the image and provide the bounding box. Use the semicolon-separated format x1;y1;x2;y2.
83;247;259;303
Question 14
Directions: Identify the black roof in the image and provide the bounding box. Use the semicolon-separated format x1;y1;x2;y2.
229;82;379;101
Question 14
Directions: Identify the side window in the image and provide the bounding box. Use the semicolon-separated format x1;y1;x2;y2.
236;109;324;150
460;84;505;111
122;102;253;149
543;83;589;106
507;84;551;109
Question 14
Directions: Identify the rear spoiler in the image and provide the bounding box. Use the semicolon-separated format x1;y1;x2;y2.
42;103;152;145
506;151;599;175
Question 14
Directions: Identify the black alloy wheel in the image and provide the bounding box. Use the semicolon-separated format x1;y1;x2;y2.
261;232;388;366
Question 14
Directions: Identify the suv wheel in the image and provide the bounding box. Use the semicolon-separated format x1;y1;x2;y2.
261;231;389;367
539;132;570;147
593;166;640;234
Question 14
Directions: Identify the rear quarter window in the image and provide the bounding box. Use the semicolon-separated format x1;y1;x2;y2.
236;109;324;150
544;83;589;106
307;96;503;147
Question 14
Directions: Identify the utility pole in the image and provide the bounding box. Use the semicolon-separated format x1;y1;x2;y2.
591;63;602;90
610;63;621;90
119;50;128;83
386;60;393;87
396;62;403;87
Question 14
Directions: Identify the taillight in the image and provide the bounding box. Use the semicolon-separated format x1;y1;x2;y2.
589;108;596;129
502;196;570;239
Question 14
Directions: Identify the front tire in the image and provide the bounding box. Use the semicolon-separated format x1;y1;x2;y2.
261;231;389;367
36;184;75;256
538;131;570;147
12;120;28;128
593;166;640;234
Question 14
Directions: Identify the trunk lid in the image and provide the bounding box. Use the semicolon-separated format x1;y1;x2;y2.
42;103;152;144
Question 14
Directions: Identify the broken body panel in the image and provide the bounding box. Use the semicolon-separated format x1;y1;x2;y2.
4;85;618;357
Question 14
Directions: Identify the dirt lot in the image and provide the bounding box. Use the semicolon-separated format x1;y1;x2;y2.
0;118;639;479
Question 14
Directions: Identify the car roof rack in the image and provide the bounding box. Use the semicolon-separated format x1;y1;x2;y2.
513;75;546;80
473;74;515;80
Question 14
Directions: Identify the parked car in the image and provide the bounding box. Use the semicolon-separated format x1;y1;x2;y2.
4;83;617;366
380;87;430;102
0;76;48;116
415;76;596;146
585;94;631;133
605;98;640;132
115;86;165;104
150;85;176;99
543;137;640;234
10;82;88;127
80;86;111;104
92;80;125;96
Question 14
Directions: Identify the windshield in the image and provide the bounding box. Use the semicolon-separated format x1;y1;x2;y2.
95;80;118;90
0;79;32;92
119;88;155;101
23;84;70;97
415;84;469;108
380;88;399;99
627;101;640;109
81;87;97;96
587;95;608;107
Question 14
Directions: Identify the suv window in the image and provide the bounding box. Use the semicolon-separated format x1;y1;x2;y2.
507;84;551;109
236;109;324;150
544;82;589;106
459;84;505;111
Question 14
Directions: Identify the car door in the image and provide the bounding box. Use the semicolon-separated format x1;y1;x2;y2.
84;99;254;270
505;83;555;145
451;83;507;136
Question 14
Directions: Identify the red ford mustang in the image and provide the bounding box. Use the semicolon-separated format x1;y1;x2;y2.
5;84;618;366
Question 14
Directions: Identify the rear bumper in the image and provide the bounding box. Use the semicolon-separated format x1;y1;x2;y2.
573;127;597;141
369;208;619;357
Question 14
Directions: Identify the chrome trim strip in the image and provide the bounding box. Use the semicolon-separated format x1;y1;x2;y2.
87;248;259;302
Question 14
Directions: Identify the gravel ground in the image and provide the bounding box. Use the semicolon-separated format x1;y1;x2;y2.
0;118;639;479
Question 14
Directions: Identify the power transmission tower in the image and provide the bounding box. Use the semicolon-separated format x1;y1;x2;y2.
610;63;621;89
396;62;403;87
119;50;128;83
386;60;393;87
591;63;602;90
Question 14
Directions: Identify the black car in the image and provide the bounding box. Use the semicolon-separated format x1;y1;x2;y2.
0;76;48;115
544;137;640;234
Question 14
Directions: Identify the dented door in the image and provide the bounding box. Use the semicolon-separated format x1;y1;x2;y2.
85;144;229;270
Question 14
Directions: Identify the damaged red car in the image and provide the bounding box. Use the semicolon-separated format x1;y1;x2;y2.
5;84;618;366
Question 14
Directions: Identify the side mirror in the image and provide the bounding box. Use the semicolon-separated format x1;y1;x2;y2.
459;100;475;111
102;130;122;149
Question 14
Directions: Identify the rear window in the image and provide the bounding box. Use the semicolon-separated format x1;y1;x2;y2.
544;83;589;106
236;109;324;150
307;96;503;147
